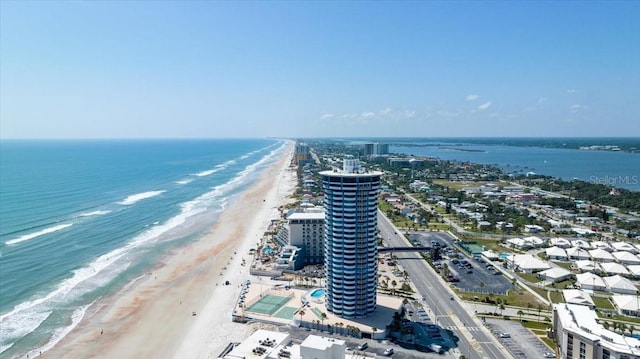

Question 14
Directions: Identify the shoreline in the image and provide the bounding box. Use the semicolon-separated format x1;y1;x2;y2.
41;141;296;359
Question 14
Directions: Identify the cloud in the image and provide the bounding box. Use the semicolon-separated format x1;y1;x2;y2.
569;104;589;113
361;112;375;118
320;113;335;120
379;108;392;115
478;101;492;111
466;94;480;101
567;89;577;93
538;97;547;104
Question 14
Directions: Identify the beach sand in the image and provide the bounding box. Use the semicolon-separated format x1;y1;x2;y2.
43;141;296;359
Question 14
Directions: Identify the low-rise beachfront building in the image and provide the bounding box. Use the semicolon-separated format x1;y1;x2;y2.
553;303;640;359
613;251;640;265
223;329;364;359
286;210;325;265
562;289;595;309
300;335;346;359
611;295;640;317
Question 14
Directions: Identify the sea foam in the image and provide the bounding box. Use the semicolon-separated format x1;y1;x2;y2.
79;210;111;217
5;224;73;246
119;190;166;205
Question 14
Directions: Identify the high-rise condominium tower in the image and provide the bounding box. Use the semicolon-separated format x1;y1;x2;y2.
320;157;381;318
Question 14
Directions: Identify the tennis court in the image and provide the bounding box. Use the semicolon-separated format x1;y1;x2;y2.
274;306;297;319
246;294;292;315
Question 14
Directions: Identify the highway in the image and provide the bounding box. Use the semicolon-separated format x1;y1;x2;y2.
378;210;513;359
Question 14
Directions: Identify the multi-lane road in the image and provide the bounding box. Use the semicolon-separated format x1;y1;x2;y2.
378;210;513;359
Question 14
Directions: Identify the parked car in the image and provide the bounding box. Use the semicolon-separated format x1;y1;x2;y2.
499;332;510;338
383;348;394;356
543;353;556;358
357;342;368;350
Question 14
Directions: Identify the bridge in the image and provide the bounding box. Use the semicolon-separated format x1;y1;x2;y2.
378;246;431;253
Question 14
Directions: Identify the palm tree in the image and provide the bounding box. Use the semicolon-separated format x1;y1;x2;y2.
499;303;506;316
298;309;305;324
536;304;542;322
320;312;327;330
517;309;524;322
630;325;635;336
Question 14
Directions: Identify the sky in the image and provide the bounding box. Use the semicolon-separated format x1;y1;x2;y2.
1;1;639;139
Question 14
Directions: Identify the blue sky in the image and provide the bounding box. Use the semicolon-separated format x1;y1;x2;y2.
1;1;638;139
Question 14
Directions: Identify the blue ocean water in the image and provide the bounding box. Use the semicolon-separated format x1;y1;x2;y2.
0;139;285;358
391;142;640;191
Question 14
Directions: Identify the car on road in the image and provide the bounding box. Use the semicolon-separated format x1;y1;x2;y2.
383;348;394;356
357;342;368;350
543;352;556;358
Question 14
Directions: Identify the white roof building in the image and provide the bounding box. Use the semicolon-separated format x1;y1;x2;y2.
562;289;595;309
538;267;573;282
603;275;638;295
574;260;598;273
300;335;347;359
611;294;640;317
570;239;591;249
554;303;640;358
613;251;640;265
506;254;551;273
481;250;499;261
523;236;545;247
576;272;606;291
598;262;630;276
588;248;615;262
550;237;572;248
545;246;568;260
612;241;639;254
566;246;590;260
590;241;612;251
505;237;531;250
627;265;640;279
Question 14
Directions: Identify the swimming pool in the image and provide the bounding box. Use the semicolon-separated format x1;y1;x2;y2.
263;247;273;254
310;289;326;298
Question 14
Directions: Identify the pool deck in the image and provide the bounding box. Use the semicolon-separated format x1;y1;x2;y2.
234;278;403;337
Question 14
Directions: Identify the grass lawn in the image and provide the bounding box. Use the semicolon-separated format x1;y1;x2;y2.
593;296;614;310
551;261;573;270
549;291;564;304
540;337;557;351
456;288;546;308
522;321;552;330
517;273;542;283
429;222;450;230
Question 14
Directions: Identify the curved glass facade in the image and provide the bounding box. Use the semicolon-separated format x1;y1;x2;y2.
321;171;381;318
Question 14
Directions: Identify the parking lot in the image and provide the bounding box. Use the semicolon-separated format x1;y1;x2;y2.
408;232;512;295
485;318;556;359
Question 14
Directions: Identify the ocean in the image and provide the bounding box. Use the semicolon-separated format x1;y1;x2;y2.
390;140;640;191
0;139;285;358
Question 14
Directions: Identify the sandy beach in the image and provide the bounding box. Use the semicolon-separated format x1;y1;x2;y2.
43;141;296;359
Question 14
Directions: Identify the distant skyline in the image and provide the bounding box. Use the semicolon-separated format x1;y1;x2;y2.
1;1;638;139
